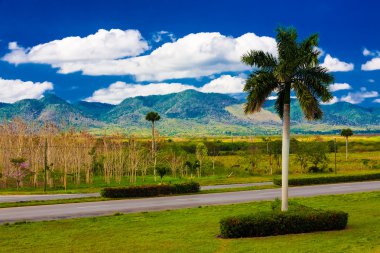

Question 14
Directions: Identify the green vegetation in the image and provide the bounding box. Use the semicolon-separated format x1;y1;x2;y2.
220;201;348;238
100;182;200;198
273;172;380;186
0;192;379;252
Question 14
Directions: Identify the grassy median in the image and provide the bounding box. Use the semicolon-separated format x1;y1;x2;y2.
0;191;379;252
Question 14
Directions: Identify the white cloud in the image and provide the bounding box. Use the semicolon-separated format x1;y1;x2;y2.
0;78;53;103
321;54;354;72
4;31;276;81
373;99;380;103
340;87;378;104
199;75;245;93
363;48;374;56
3;29;149;65
72;32;276;81
152;31;176;43
329;83;352;92
85;75;247;104
85;81;194;104
362;57;380;71
368;79;375;83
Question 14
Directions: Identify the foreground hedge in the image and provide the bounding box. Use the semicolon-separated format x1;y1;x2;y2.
273;172;380;186
220;206;348;238
101;181;200;198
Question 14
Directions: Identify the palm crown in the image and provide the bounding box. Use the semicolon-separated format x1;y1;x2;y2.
241;27;334;120
145;112;161;122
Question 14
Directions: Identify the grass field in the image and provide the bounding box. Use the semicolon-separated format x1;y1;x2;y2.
1;191;379;253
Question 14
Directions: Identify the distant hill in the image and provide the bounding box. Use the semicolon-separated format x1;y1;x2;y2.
0;90;379;135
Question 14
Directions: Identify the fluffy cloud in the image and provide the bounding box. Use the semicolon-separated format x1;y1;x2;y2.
85;81;194;104
373;99;380;103
340;87;378;104
3;29;149;65
85;75;246;104
329;83;352;92
4;31;276;81
199;75;245;93
361;48;380;71
0;78;53;103
321;54;354;72
362;57;380;71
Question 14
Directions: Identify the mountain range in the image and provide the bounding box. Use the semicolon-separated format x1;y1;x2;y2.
0;90;379;135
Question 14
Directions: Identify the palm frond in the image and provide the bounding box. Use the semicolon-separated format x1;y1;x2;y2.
274;88;285;119
241;50;277;69
244;70;279;114
293;81;323;120
295;66;334;102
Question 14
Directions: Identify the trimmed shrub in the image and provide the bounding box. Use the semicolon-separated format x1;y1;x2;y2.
101;181;200;198
220;205;348;238
273;172;380;186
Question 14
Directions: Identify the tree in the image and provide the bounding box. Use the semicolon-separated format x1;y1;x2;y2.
145;111;161;181
156;166;168;184
340;128;353;161
7;158;30;190
241;27;334;211
308;142;329;172
195;143;208;177
294;142;310;173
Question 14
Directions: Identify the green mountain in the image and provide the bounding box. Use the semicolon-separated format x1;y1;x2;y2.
0;90;379;135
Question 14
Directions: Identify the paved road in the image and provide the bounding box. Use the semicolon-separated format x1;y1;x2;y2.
0;181;379;223
0;182;272;203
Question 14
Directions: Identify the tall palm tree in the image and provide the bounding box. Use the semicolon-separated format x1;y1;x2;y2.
340;128;353;161
241;27;334;211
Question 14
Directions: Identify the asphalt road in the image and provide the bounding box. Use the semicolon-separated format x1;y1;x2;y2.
0;182;273;203
0;181;379;223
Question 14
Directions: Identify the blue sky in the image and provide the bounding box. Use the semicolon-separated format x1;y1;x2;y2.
0;0;379;106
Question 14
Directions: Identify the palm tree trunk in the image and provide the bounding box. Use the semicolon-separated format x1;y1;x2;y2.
152;121;155;157
152;121;157;182
281;103;290;211
345;137;348;161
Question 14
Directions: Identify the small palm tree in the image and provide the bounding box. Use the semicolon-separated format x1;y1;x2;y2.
146;112;161;155
340;128;353;161
241;27;334;211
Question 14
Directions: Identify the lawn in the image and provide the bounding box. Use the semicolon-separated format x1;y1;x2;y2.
0;191;379;253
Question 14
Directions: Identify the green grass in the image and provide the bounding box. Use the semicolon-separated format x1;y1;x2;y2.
0;191;379;252
0;185;277;208
0;175;272;195
0;197;105;208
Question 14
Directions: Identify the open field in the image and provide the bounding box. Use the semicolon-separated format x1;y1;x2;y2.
0;191;379;252
1;133;379;194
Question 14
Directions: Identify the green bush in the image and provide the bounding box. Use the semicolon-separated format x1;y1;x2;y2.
273;172;380;186
220;205;348;238
101;181;200;198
